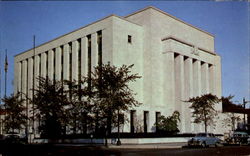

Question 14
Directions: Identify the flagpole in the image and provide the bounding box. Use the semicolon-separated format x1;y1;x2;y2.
0;51;1;105
4;49;7;99
4;49;7;134
32;35;35;138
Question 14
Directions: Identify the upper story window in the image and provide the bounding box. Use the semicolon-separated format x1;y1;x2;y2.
128;35;132;44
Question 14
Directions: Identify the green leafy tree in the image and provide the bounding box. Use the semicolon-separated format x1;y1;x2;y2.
156;111;180;134
30;77;70;139
64;79;94;134
91;63;141;135
185;94;220;133
2;92;27;133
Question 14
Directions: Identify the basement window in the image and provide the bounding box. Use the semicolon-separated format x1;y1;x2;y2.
128;35;132;44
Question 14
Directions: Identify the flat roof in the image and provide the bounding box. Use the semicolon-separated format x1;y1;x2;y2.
125;6;214;37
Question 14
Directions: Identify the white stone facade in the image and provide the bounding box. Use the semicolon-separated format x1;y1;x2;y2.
14;7;222;135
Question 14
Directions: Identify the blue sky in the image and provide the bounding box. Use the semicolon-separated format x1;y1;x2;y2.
0;1;249;104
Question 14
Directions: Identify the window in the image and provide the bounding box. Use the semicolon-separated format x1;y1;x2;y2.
128;35;132;43
144;111;149;133
130;110;136;133
60;45;64;81
156;112;161;132
87;35;91;90
97;30;102;66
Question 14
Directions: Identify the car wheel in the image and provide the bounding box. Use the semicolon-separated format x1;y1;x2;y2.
201;142;206;148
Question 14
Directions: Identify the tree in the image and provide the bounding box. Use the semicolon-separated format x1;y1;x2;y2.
185;94;220;133
64;79;94;135
2;92;27;133
30;77;70;139
90;63;141;137
156;111;180;134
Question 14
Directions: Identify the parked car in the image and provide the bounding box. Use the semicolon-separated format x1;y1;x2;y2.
230;131;249;145
188;133;222;147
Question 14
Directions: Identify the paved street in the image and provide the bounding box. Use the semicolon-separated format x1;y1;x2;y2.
1;143;250;156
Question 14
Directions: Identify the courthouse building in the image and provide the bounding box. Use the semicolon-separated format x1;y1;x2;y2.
14;6;223;134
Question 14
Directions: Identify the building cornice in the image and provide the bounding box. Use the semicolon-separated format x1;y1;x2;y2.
15;14;142;58
162;36;216;56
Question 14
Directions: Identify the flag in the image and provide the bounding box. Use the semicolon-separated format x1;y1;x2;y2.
4;50;8;73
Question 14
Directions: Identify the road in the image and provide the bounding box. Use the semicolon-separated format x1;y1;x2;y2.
1;144;250;156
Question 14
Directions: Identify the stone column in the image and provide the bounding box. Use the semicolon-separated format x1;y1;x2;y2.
91;33;98;71
27;58;33;99
102;29;111;64
14;62;18;94
55;47;62;80
214;56;222;111
17;62;22;94
34;55;40;89
193;60;201;132
162;52;175;115
174;54;185;132
48;49;54;80
201;63;209;94
81;37;88;77
184;57;193;133
22;60;27;97
41;53;47;78
72;40;79;81
209;64;215;94
63;44;70;81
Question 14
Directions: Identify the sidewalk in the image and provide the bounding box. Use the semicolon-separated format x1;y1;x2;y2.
107;142;186;149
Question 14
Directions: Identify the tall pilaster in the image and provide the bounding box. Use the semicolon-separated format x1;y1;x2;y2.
21;60;27;96
63;44;70;81
34;55;40;89
174;54;185;132
184;57;193;132
17;62;22;93
201;63;209;94
27;58;33;99
72;40;79;81
193;60;202;132
91;33;98;70
81;37;88;77
55;47;62;80
162;52;175;114
209;65;215;94
41;53;47;78
48;49;54;80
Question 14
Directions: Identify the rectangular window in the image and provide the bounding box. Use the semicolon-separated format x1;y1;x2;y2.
69;42;72;82
87;35;91;90
130;110;136;133
77;38;81;82
20;61;22;99
61;46;64;81
53;48;56;83
38;54;41;78
156;112;161;132
144;111;149;133
45;51;48;78
97;30;102;66
128;35;132;43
